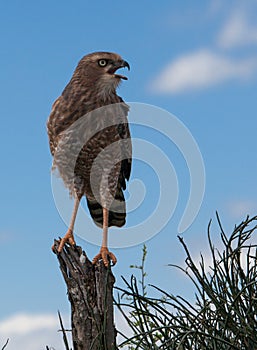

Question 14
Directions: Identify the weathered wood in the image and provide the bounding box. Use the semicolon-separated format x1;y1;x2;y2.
52;240;117;350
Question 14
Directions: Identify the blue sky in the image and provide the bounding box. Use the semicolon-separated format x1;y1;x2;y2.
1;0;257;348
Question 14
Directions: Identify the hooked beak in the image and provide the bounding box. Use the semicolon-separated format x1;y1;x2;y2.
120;60;130;71
109;59;130;80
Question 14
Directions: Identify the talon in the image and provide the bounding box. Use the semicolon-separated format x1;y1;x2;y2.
54;229;76;253
92;247;117;266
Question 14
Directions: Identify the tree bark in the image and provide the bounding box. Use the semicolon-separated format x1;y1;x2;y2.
52;240;117;350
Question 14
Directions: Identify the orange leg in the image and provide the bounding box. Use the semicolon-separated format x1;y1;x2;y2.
54;196;80;253
92;208;117;267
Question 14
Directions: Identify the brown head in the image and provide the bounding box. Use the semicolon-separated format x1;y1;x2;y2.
69;52;130;98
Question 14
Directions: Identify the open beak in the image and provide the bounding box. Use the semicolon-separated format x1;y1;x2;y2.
120;60;130;71
109;60;130;80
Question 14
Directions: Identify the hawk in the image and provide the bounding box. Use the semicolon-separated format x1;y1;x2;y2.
47;52;131;266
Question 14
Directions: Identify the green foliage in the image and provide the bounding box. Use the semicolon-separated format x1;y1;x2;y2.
130;244;148;296
115;214;257;349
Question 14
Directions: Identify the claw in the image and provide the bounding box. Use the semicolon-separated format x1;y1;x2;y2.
52;229;76;253
92;246;117;267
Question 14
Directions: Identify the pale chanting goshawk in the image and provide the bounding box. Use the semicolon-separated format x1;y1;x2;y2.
47;52;131;266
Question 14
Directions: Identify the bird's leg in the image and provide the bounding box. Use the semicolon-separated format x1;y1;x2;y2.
55;195;81;253
92;207;117;267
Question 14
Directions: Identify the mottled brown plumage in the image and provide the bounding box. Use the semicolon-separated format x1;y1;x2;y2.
47;52;131;266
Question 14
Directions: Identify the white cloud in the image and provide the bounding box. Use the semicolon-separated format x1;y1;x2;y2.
218;11;257;48
151;2;257;95
151;49;257;94
0;311;133;350
0;313;57;335
0;313;71;350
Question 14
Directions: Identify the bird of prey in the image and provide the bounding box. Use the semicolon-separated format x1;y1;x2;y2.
47;52;131;266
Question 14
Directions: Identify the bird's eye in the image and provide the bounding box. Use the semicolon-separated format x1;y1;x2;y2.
98;59;108;67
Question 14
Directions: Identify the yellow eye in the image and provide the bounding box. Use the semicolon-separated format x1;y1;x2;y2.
98;59;108;67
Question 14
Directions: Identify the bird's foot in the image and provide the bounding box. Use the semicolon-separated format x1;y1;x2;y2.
92;246;117;267
52;229;76;253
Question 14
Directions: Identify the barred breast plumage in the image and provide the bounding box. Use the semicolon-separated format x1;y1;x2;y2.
47;52;131;265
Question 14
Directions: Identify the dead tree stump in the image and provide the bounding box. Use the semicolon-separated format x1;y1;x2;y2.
52;240;117;350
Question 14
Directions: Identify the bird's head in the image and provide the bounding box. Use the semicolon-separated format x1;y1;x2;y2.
74;52;130;95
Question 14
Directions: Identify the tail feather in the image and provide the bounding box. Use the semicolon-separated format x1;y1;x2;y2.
86;188;126;228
